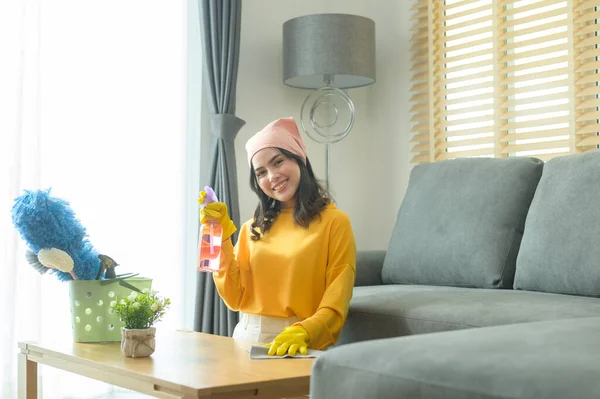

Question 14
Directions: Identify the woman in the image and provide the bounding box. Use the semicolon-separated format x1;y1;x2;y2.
200;117;356;356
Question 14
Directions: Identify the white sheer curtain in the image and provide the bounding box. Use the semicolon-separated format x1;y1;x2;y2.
1;1;194;397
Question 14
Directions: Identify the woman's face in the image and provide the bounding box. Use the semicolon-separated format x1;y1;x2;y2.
252;148;301;208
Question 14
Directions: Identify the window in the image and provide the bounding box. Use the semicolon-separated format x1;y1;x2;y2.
409;0;600;163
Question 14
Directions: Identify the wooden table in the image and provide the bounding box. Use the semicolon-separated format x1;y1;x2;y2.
18;330;313;399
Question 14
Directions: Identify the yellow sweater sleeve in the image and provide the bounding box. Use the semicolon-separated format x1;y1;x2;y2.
298;214;356;350
212;223;248;311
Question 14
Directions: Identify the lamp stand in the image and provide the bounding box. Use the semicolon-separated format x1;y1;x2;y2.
325;142;331;190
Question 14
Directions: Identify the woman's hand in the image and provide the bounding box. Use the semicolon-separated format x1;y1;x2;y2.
199;192;237;240
267;325;309;356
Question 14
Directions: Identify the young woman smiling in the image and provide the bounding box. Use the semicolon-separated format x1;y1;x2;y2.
199;117;356;356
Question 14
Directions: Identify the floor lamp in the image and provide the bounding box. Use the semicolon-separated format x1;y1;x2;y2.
282;13;376;189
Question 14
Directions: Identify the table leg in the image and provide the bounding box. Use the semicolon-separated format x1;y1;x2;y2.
18;345;38;399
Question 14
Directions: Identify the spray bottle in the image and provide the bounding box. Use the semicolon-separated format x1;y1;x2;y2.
197;186;223;272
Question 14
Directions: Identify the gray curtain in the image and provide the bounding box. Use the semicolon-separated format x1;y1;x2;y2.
194;0;244;336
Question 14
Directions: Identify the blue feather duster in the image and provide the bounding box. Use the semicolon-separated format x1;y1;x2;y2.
11;189;101;281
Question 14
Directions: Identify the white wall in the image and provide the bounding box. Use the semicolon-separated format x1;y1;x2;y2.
234;1;412;250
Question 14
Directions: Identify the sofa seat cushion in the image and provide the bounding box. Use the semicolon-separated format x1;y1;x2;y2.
382;157;543;289
338;284;600;344
312;317;600;399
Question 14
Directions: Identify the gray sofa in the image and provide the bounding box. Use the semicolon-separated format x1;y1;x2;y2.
311;151;600;399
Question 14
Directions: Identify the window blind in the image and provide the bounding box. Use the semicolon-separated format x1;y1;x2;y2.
409;0;599;163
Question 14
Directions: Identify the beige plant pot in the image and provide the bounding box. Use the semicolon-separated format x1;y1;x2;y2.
120;327;156;358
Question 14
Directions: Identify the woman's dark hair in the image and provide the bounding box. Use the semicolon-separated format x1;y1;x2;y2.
249;148;332;240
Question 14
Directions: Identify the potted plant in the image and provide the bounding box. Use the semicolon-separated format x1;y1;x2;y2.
110;288;171;358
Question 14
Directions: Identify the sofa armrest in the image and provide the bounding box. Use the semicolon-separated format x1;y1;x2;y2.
354;250;386;286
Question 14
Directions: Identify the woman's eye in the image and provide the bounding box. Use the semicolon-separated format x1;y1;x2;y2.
275;159;283;166
256;171;265;178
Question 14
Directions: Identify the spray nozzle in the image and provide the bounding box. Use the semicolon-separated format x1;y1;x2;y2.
199;186;219;209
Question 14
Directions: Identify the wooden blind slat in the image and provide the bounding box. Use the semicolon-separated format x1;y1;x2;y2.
502;67;569;85
439;115;494;128
500;8;567;30
500;128;570;143
443;91;496;106
500;103;570;120
440;4;490;23
410;92;428;103
575;60;600;73
504;55;568;72
576;48;600;61
411;154;430;164
411;61;428;72
501;35;568;54
447;25;493;41
577;98;600;110
436;147;494;160
576;10;600;24
501;139;570;154
445;47;494;63
412;71;428;82
439;125;495;138
410;103;430;113
443;58;493;74
445;35;491;51
411;113;429;123
414;9;428;19
576;111;600;122
436;136;495;150
577;35;600;48
502;116;567;130
576;85;600;97
577;135;600;147
502;41;569;62
501;91;571;107
410;19;429;32
439;83;494;97
501;0;566;18
575;0;598;12
442;0;485;13
410;133;429;143
412;123;430;134
445;69;492;84
576;123;600;135
446;14;492;33
411;82;429;93
503;79;568;96
500;19;567;40
447;103;494;113
534;152;571;161
576;23;599;37
410;41;427;52
412;143;430;152
411;1;426;11
576;73;600;85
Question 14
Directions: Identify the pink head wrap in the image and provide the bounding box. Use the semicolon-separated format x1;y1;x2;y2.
245;117;307;166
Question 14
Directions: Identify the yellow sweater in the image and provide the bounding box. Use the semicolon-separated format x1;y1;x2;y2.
213;203;356;350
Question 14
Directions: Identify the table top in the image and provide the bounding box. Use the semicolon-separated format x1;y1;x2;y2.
19;330;313;396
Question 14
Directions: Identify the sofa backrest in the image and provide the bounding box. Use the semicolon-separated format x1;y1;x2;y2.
381;157;544;289
514;150;600;296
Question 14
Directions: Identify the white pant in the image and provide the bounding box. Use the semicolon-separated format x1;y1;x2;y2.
232;313;300;345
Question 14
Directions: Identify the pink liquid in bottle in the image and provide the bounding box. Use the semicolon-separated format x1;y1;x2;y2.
197;221;222;272
197;186;222;272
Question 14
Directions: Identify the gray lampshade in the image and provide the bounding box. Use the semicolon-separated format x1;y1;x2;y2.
283;14;376;89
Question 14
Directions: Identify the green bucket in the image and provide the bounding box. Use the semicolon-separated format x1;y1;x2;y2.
68;277;152;343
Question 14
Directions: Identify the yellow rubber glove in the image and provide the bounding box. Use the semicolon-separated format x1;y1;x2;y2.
198;192;237;240
267;325;309;356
